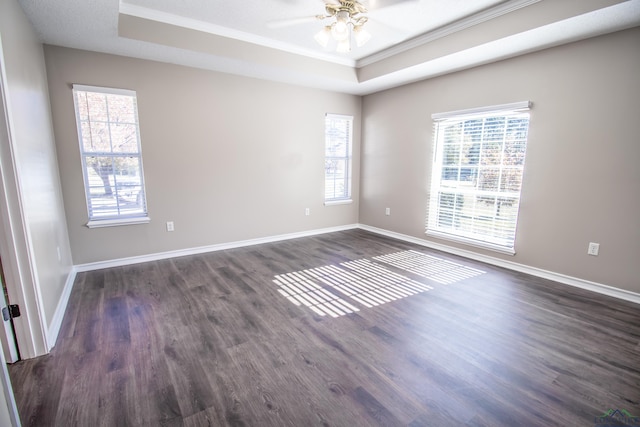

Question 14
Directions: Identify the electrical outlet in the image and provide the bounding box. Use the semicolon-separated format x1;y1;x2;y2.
587;242;599;256
385;207;391;216
305;208;310;216
166;221;175;232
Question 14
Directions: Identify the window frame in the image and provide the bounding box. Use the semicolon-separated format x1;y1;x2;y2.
426;101;532;254
324;113;354;205
72;84;150;228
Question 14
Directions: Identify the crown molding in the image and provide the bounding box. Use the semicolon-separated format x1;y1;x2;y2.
357;0;542;68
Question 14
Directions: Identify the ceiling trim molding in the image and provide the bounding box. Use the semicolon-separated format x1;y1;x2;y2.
356;0;542;68
354;0;640;95
118;1;357;67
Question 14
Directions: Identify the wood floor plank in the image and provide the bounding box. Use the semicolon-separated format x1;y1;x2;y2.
53;351;102;426
7;354;63;427
7;229;640;426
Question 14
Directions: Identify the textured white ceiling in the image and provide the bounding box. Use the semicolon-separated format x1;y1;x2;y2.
16;0;640;94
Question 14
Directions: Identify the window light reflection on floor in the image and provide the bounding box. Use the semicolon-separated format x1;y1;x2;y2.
273;270;359;318
273;251;485;318
373;250;485;285
273;257;432;318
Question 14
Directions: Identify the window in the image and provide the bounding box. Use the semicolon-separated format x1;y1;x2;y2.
324;114;353;204
427;102;531;253
73;85;149;227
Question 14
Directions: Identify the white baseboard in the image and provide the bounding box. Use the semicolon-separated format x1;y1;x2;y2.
49;224;354;349
75;224;359;272
45;221;637;360
46;266;77;351
357;223;640;305
68;221;639;311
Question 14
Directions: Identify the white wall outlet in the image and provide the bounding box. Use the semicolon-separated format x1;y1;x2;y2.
587;242;599;256
385;207;391;216
166;221;175;232
305;208;310;216
56;246;61;262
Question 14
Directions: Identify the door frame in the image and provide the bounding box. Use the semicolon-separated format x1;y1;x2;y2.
0;338;20;426
0;36;26;427
0;34;49;360
0;269;18;363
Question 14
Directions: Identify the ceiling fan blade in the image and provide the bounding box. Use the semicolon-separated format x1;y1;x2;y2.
267;15;324;29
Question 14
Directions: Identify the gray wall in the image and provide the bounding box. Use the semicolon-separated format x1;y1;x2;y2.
360;27;640;293
0;0;73;355
43;29;640;295
44;46;361;265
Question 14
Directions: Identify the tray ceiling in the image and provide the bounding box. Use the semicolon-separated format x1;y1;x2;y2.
17;0;640;94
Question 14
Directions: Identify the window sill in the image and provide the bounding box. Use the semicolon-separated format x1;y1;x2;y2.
87;216;150;229
324;199;353;206
425;229;516;256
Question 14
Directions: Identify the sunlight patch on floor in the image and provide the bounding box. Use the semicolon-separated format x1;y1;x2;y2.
336;259;433;308
273;257;433;317
373;250;485;284
273;266;360;317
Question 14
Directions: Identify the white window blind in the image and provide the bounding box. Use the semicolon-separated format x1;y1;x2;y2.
72;85;149;226
426;102;531;253
324;114;353;203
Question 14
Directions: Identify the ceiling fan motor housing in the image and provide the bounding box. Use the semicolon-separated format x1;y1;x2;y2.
325;0;368;18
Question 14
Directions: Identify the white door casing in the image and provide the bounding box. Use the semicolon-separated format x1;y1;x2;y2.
0;33;49;361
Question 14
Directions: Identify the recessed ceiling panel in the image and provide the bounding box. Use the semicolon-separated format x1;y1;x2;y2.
122;0;508;60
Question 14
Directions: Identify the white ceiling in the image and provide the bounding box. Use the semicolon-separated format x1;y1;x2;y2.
17;0;640;95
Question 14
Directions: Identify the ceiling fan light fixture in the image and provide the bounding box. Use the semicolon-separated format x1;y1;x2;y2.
354;25;371;47
331;11;350;41
313;0;369;53
314;26;331;47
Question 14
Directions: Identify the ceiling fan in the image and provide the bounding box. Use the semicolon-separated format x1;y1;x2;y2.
269;0;409;53
315;0;370;52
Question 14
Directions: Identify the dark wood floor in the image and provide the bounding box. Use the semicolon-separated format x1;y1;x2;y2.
8;229;640;426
